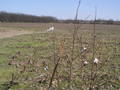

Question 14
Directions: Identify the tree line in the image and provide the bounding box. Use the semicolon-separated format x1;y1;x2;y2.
0;11;58;23
60;19;120;25
0;11;120;24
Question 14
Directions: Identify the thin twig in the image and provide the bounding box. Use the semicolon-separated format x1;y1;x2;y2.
89;7;97;90
48;57;60;89
69;0;81;89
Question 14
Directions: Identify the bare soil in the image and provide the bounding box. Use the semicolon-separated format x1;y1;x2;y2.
0;30;33;39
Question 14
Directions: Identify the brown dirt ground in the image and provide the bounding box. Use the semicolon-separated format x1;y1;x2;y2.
0;30;33;39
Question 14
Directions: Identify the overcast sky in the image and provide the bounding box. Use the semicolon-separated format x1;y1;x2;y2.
0;0;119;20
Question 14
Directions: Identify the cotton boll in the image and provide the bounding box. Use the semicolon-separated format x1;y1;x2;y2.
83;47;87;51
44;66;48;71
94;58;99;64
83;61;88;65
81;47;87;53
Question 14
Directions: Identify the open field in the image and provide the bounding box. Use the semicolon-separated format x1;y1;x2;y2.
0;23;120;90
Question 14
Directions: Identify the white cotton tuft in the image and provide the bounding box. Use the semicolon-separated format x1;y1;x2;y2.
94;58;99;64
83;47;87;50
44;66;48;71
84;61;88;65
81;47;87;53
